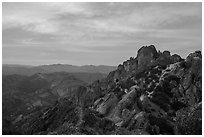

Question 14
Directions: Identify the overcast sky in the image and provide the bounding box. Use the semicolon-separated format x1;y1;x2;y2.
2;2;202;66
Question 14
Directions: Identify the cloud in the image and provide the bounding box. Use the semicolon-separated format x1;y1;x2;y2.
2;3;95;34
2;2;202;65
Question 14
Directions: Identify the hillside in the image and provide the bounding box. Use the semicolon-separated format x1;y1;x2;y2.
2;45;202;135
2;72;107;126
2;65;46;76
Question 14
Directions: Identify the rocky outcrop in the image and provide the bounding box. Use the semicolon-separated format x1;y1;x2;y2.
170;54;182;64
110;85;141;123
95;92;118;115
106;45;182;84
92;46;201;135
136;45;158;70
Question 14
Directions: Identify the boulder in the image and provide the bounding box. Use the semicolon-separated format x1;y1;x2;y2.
186;50;202;63
96;92;118;115
170;54;182;64
109;85;141;123
136;45;158;71
116;86;140;114
140;95;167;118
126;111;149;132
163;50;171;57
121;108;130;119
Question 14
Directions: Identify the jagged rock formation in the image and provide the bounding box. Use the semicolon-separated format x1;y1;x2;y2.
93;45;202;134
93;45;202;135
4;45;202;135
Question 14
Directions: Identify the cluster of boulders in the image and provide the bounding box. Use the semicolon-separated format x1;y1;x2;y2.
92;45;202;135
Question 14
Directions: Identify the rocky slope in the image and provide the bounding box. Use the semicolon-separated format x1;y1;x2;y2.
2;72;106;126
3;45;202;135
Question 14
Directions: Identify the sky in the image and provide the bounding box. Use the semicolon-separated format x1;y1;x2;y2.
2;2;202;66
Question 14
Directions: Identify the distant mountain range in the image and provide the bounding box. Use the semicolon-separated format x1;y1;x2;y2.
2;64;117;76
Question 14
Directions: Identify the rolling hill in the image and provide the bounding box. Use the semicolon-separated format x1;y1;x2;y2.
2;64;116;76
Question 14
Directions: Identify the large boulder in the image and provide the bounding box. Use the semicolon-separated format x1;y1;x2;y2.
110;85;141;123
136;45;158;71
140;95;167;117
126;111;149;131
170;54;182;64
96;92;118;115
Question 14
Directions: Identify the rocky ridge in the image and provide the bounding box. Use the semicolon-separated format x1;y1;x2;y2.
4;45;202;135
